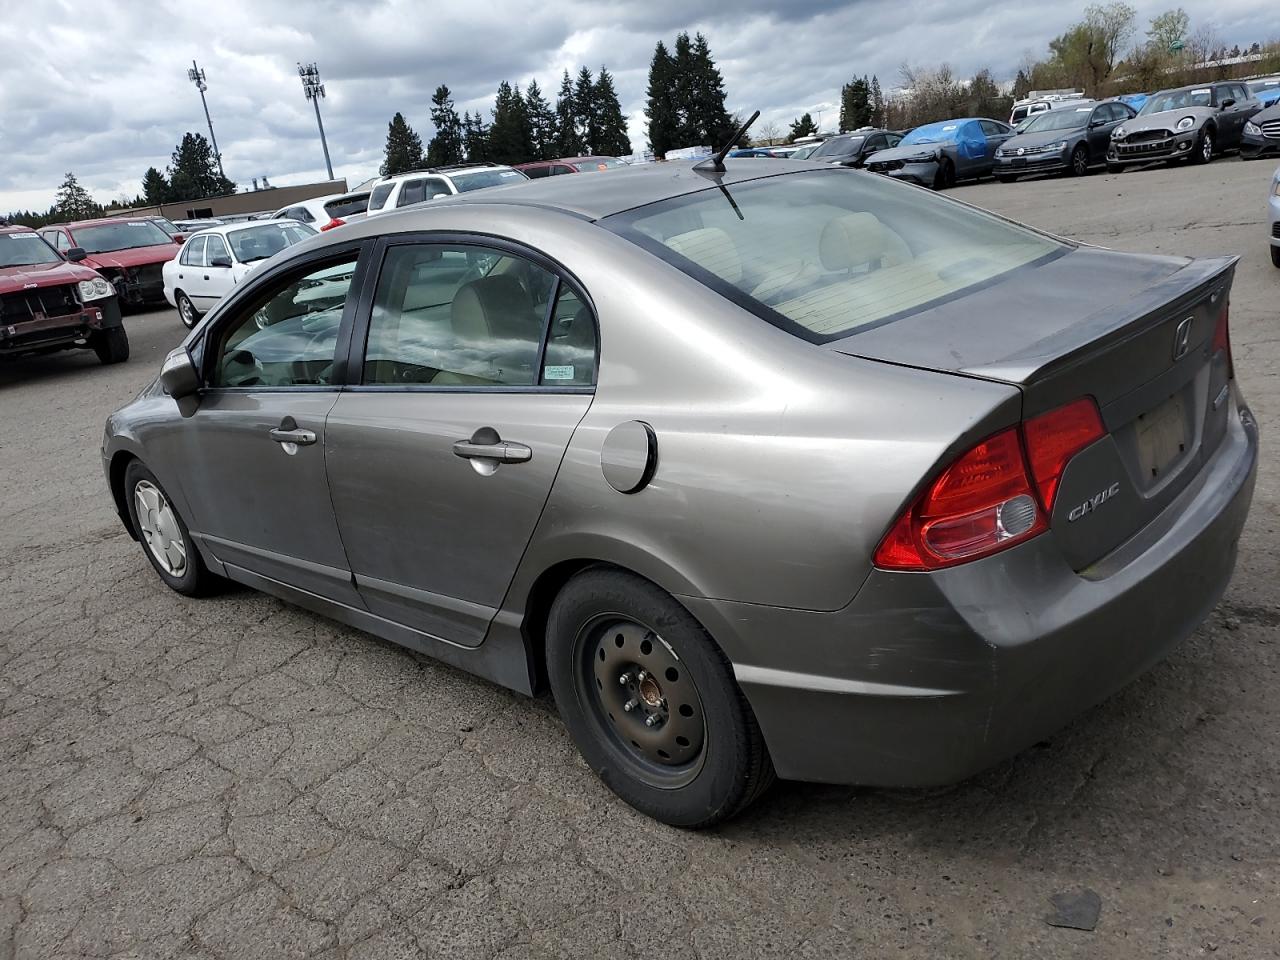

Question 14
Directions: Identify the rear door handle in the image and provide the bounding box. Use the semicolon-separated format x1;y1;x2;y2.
269;427;316;445
452;439;531;463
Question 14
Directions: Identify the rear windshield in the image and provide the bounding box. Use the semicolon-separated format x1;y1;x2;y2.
606;170;1064;343
73;221;174;253
0;232;61;266
324;194;370;218
450;169;528;193
811;135;864;159
570;158;626;172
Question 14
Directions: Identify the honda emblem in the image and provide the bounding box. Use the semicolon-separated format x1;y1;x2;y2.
1173;317;1193;361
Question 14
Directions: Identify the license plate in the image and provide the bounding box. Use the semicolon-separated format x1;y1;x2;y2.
1136;392;1187;482
1012;159;1027;167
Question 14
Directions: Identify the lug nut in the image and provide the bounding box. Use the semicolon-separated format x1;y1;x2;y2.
636;670;648;683
645;714;662;728
618;673;631;686
623;699;638;712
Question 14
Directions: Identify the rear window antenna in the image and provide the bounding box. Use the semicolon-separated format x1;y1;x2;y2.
695;110;761;174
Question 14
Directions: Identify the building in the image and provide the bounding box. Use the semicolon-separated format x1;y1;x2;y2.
110;179;350;221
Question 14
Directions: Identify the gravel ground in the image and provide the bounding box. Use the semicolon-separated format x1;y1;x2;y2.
1;157;1277;959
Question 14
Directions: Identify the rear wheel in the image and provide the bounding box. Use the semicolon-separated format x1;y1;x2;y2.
91;326;129;364
1193;127;1215;164
1271;246;1280;269
124;460;218;597
176;291;199;329
997;175;1017;184
546;568;774;828
1069;144;1090;176
933;158;955;190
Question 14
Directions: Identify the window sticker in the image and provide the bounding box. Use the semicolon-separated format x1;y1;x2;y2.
1191;88;1210;96
9;232;40;239
499;171;520;177
543;364;575;381
942;124;957;131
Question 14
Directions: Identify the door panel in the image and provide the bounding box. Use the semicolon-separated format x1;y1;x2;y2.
324;392;591;644
177;391;362;603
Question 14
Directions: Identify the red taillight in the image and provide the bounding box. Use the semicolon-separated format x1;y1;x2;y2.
874;397;1106;572
320;217;345;231
1022;397;1105;512
1212;304;1232;378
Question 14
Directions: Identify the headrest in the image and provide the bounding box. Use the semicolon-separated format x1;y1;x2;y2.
665;227;743;285
819;213;892;271
451;274;536;341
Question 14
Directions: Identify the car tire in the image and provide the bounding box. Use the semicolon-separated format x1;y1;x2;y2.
997;175;1017;184
123;460;218;597
1069;144;1090;176
932;159;955;190
1193;127;1215;164
1271;246;1280;269
176;291;200;329
91;326;130;365
546;567;775;828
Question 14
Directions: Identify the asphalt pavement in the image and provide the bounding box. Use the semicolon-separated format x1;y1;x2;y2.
1;157;1277;959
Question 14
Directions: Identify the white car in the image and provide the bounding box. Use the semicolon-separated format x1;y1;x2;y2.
364;164;528;218
163;220;316;328
270;191;371;232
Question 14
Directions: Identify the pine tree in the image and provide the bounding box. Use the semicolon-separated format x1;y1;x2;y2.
788;113;818;142
462;112;491;162
645;41;679;157
380;112;424;176
672;32;697;145
166;133;235;201
488;81;534;164
524;79;556;160
573;67;597;153
54;172;97;220
688;33;734;147
425;87;464;167
142;167;170;204
554;70;582;157
870;75;885;128
592;67;631;156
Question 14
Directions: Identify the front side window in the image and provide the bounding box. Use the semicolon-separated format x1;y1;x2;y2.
71;221;174;253
210;255;357;388
0;232;62;266
205;236;231;265
362;242;592;387
180;235;207;266
55;232;71;251
608;170;1064;343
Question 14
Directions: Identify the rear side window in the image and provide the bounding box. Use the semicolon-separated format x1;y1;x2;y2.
368;183;395;210
398;180;426;207
608;170;1064;343
362;242;594;388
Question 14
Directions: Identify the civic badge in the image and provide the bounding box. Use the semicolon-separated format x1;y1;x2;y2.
1173;317;1193;361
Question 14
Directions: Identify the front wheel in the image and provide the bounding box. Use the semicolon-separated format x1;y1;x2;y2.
1193;128;1214;164
91;326;129;364
1271;246;1280;269
1106;161;1125;174
996;175;1017;184
176;291;200;329
124;460;219;597
546;568;774;828
932;158;955;190
1069;144;1090;176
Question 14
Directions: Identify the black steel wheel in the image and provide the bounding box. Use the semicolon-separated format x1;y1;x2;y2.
91;326;130;364
933;158;955;190
547;568;774;827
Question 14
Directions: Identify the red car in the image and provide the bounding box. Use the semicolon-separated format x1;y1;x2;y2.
39;217;181;308
514;155;628;178
0;226;128;364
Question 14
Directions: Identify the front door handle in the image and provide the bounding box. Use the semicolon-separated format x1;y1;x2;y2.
269;427;316;445
452;439;531;463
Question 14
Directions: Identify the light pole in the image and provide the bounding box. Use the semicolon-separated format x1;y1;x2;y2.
186;60;225;181
298;62;335;181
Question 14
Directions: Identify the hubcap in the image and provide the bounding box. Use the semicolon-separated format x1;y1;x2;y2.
180;298;194;326
134;480;187;577
582;618;706;782
1203;135;1213;160
1074;150;1087;173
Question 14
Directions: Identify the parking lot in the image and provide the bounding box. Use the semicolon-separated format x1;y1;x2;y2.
2;158;1277;959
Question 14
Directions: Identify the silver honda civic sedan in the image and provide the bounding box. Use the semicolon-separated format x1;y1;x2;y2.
103;160;1258;827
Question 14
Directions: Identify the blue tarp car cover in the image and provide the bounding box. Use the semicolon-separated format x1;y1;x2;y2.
900;119;986;160
1117;92;1149;112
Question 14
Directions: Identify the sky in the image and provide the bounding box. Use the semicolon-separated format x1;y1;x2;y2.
0;0;1273;212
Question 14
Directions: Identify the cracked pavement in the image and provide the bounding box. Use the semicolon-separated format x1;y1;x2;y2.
2;158;1278;958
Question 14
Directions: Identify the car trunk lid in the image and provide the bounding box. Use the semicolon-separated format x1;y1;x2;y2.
831;248;1237;570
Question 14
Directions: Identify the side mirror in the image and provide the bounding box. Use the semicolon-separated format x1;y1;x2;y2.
209;255;232;268
431;193;449;200
65;247;87;262
1221;98;1236;109
160;347;200;401
173;234;186;245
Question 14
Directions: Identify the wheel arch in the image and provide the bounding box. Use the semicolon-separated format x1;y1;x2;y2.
108;449;140;540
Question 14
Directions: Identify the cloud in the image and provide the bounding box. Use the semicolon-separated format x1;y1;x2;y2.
0;0;1268;211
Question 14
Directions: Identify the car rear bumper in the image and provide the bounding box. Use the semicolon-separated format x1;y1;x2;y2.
682;392;1258;786
1107;132;1198;164
0;297;122;358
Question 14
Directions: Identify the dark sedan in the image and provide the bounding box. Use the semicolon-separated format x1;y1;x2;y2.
1242;103;1280;160
996;101;1135;181
807;129;904;168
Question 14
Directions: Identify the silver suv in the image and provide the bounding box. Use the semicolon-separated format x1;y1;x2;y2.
364;164;528;218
